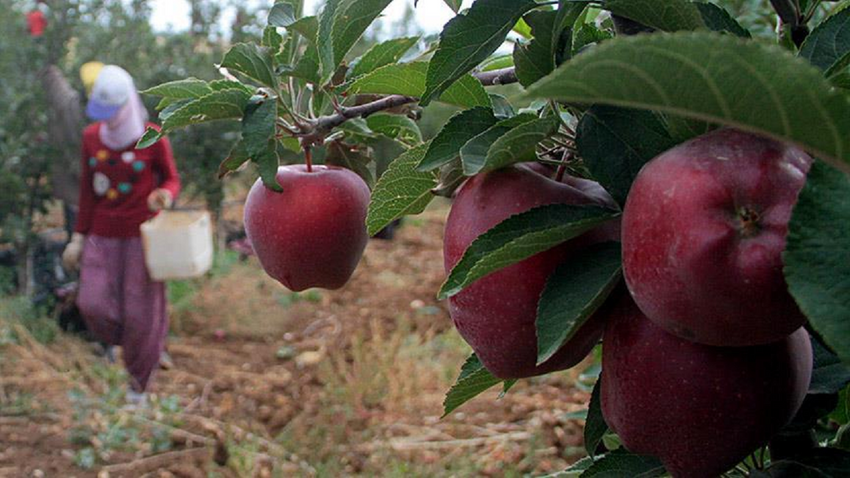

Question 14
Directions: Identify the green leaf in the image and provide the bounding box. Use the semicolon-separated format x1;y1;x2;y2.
536;242;621;365
136;127;162;149
489;93;515;118
438;204;621;300
460;113;537;176
326;141;375;187
477;116;560;174
347;62;491;109
525;32;850;175
573;23;614;56
218;140;250;178
263;26;283;53
279;43;321;84
255;142;283;193
350;37;420;79
365;113;422;146
810;338;850;394
242;96;278;158
142;78;212;99
440;0;462;13
209;79;254;94
580;449;666;477
366;143;438;236
799;7;850;76
268;2;297;28
318;0;393;84
584;378;609;458
421;0;537;105
576;105;678;206
767;448;850;476
442;354;505;417
162;89;250;131
480;54;515;72
416;106;499;172
693;2;751;37
286;15;319;41
514;4;584;87
602;0;705;32
785;161;850;363
221;43;277;88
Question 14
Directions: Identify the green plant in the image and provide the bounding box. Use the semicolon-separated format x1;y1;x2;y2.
141;0;850;475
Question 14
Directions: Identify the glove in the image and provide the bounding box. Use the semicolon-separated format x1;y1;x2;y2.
147;188;173;212
62;233;85;271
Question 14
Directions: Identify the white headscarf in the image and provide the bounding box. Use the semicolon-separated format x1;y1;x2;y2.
100;88;148;151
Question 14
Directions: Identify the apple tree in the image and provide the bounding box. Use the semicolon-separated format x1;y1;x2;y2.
140;0;850;475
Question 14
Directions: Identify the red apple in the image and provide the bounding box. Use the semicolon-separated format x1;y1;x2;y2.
444;163;619;379
244;165;370;291
622;128;812;346
601;295;812;478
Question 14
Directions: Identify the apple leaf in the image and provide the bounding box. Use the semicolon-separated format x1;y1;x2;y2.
209;79;254;94
576;105;678;207
416;106;499;172
810;338;850;394
514;9;573;87
242;96;278;158
326;141;375;188
579;449;666;477
262;26;283;53
350;36;420;79
460;113;538;176
785;161;850;363
218;139;250;179
438;204;621;300
558;456;595;475
573;23;614;57
268;1;297;28
477;116;561;174
536;242;621;365
365;113;422;147
279;43;321;84
602;0;705;32
318;0;393;84
799;7;850;76
584;378;609;459
764;448;850;477
255;141;283;193
138;89;251;149
525;32;850;175
221;43;277;89
284;15;319;41
142;78;212;101
420;0;537;106
440;0;462;14
366;143;438;236
693;2;751;38
443;354;512;417
347;62;491;109
480;54;515;72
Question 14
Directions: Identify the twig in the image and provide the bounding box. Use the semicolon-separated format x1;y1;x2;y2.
355;431;532;452
299;67;518;145
101;447;210;475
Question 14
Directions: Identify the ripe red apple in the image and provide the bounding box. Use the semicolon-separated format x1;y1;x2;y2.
622;128;812;346
244;165;370;291
444;163;619;379
601;295;812;478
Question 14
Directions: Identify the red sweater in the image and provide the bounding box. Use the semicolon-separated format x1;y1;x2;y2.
75;123;181;238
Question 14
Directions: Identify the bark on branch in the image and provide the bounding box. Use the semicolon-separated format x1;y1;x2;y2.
300;67;518;145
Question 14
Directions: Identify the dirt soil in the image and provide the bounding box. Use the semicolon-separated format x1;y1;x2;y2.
0;204;592;477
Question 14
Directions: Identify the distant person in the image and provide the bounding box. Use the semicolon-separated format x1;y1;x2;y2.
62;65;181;406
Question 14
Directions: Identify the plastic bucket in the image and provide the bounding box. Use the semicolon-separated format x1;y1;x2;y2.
140;210;213;281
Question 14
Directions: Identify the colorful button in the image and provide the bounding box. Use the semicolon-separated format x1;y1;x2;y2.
132;160;145;172
106;189;119;200
96;150;109;161
88;157;97;167
118;182;132;194
92;172;110;196
121;151;136;163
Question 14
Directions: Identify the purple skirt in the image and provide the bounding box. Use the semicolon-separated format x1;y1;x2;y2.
76;235;168;392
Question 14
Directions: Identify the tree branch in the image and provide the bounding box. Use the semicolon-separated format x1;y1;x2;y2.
300;67;518;145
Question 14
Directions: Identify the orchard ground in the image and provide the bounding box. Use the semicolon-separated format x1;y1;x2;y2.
0;199;595;477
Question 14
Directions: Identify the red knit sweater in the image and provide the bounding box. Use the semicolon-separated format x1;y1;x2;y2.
75;123;181;238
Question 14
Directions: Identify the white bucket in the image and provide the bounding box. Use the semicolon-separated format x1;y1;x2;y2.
141;209;213;281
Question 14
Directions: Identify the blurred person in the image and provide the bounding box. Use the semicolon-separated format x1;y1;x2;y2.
62;65;181;407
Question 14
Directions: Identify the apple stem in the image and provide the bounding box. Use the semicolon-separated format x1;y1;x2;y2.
555;150;571;182
304;146;313;173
